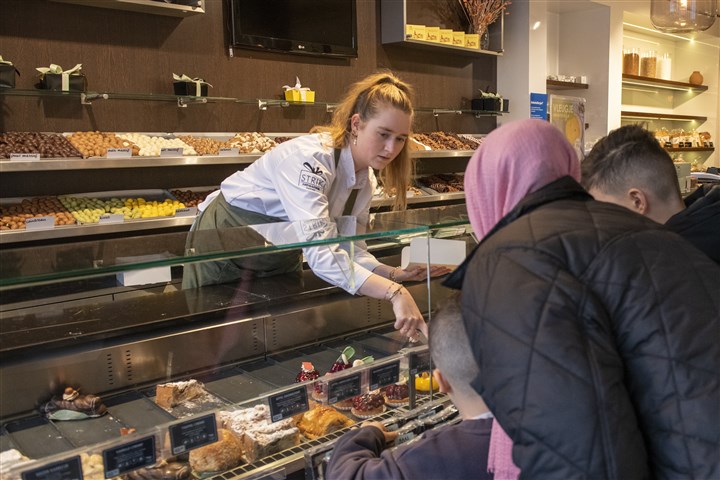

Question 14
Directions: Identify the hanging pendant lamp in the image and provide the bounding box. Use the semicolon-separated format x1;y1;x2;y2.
650;0;717;32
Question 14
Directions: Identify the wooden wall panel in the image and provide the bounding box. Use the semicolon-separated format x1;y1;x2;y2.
0;0;497;134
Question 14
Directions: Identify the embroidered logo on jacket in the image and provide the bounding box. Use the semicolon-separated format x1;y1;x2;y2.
298;162;327;193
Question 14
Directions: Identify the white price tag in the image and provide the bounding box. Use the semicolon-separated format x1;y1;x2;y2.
10;153;41;161
218;147;239;156
25;216;56;230
175;207;198;217
106;148;132;158
99;214;124;224
160;147;183;157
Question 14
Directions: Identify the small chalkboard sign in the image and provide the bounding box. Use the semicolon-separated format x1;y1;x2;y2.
269;386;309;422
169;414;218;455
327;372;362;405
369;361;400;390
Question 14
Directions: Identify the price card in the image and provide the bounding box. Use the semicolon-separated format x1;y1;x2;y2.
218;147;239;156
25;216;55;231
160;147;183;157
327;372;362;404
103;435;156;477
409;350;432;375
169;414;218;455
106;148;132;158
21;456;82;480
369;361;400;390
10;153;40;161
99;213;124;224
175;206;198;217
269;386;309;422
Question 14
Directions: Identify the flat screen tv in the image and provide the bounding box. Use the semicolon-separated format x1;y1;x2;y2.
229;0;358;58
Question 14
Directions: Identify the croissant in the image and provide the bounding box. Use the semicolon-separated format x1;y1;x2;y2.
297;406;354;440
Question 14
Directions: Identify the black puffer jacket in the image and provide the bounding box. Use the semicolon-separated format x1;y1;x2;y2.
445;177;720;479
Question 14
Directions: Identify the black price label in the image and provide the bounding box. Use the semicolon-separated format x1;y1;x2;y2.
370;361;400;390
21;456;82;480
169;414;218;455
327;373;362;404
269;386;309;422
409;350;432;375
102;435;156;477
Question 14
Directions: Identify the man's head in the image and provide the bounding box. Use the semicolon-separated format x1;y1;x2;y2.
581;125;684;223
429;294;488;418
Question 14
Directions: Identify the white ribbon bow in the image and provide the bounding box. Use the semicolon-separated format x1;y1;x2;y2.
0;56;13;66
282;76;312;101
173;73;213;96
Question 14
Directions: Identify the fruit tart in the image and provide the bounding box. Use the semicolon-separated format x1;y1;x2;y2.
383;382;410;407
351;391;386;419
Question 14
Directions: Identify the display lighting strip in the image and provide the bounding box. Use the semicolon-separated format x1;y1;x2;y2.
622;81;694;93
623;22;720;48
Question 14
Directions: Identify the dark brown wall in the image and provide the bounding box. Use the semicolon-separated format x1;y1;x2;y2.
0;0;496;134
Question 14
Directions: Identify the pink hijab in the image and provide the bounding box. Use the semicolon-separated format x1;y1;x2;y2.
465;119;580;239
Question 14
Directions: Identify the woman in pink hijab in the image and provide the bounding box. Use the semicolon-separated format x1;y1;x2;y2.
444;119;720;479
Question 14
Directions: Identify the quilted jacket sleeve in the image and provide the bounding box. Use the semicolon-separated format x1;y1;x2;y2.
461;246;650;479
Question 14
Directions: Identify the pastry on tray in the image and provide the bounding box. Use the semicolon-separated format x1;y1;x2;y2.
218;405;300;463
189;428;244;474
384;382;410;407
297;405;354;439
41;386;107;420
351;391;386;419
123;458;191;479
312;346;356;402
414;372;439;394
296;361;321;383
155;379;207;409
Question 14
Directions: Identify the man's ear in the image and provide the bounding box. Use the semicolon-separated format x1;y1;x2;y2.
433;368;452;394
627;188;649;215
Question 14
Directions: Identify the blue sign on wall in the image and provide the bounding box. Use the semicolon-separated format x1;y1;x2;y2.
530;93;548;120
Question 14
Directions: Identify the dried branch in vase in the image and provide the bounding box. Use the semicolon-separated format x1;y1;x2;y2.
436;0;468;30
460;0;511;34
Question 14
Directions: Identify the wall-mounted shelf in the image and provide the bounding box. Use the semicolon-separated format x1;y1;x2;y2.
622;74;708;93
664;147;715;153
621;111;707;122
380;0;504;56
546;80;589;90
51;0;204;17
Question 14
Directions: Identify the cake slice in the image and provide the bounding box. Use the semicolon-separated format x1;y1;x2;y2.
155;379;207;409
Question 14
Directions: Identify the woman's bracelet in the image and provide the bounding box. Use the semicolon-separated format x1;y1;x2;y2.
385;283;403;302
389;266;402;283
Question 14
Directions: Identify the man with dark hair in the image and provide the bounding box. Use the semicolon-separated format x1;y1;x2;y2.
326;296;495;480
582;124;720;263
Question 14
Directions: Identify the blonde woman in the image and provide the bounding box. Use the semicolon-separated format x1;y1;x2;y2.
184;72;445;339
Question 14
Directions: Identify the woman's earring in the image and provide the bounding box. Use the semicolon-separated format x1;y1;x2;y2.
352;132;357;146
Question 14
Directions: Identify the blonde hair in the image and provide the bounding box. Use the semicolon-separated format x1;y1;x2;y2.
312;72;415;210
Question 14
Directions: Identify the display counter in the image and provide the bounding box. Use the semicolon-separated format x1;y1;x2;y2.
0;205;472;478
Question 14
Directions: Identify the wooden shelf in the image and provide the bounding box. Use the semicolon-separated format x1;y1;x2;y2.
664;147;714;153
51;0;204;17
621;111;707;122
383;38;502;57
622;74;708;93
546;80;589;90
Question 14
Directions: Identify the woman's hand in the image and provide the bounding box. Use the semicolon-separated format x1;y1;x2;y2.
394;265;452;283
390;286;428;339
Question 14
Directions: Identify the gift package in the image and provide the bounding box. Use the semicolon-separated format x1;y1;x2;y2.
172;73;212;97
36;64;87;92
0;56;19;89
282;76;315;103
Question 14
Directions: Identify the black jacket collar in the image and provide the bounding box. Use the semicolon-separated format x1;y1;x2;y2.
444;176;592;289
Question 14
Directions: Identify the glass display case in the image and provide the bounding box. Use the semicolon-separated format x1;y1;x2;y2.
0;205;472;478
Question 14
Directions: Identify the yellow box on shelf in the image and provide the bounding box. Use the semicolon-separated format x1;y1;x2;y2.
439;29;453;45
465;34;480;49
408;25;426;41
452;31;466;47
284;89;315;103
426;27;441;43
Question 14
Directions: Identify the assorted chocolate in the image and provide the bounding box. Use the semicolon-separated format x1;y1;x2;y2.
412;131;482;151
0;132;83;158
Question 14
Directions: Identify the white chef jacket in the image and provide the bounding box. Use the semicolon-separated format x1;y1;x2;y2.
199;133;382;294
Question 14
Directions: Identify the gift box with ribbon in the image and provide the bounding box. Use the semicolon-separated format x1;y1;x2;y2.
36;64;87;92
282;77;315;103
0;56;20;89
173;73;212;97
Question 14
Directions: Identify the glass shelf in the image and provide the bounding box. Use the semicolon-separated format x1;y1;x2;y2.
546;80;589;90
0;206;475;289
50;0;204;17
0;89;504;116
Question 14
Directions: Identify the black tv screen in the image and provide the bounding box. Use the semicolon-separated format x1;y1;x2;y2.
229;0;358;58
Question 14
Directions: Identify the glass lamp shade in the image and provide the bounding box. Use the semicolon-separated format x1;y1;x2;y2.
651;0;717;32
